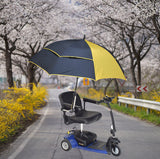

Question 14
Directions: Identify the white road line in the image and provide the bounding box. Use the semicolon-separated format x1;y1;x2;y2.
8;105;49;159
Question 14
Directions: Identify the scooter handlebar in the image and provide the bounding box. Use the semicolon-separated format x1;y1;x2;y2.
97;96;114;104
103;96;114;103
83;96;115;105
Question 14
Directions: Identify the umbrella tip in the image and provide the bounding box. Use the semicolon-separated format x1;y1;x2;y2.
83;35;86;40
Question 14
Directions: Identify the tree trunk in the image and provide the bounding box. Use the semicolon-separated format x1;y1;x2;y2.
130;56;137;97
36;70;43;85
152;14;160;45
91;80;96;89
4;36;14;88
114;79;120;96
136;55;142;98
104;79;112;95
28;63;35;91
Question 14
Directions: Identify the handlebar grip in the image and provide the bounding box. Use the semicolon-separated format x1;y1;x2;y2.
103;96;114;103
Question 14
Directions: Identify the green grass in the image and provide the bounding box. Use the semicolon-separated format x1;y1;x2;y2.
108;103;160;126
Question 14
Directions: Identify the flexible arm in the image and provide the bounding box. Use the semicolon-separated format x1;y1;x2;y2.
82;96;113;108
83;98;98;104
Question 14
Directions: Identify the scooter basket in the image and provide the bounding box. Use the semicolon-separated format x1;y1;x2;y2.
74;130;97;147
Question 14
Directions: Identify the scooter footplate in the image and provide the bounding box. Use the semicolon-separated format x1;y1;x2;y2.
88;140;106;151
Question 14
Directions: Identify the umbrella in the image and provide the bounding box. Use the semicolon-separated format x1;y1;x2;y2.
29;38;126;109
29;39;126;81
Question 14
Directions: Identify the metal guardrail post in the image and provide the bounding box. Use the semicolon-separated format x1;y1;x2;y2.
146;109;150;115
134;106;137;112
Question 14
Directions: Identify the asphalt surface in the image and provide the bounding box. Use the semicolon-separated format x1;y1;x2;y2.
1;88;160;159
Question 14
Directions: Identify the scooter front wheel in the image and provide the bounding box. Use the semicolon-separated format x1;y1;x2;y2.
61;139;72;151
111;145;121;156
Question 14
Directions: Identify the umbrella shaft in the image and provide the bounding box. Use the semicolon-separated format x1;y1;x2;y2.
74;77;78;92
72;77;79;110
72;95;77;109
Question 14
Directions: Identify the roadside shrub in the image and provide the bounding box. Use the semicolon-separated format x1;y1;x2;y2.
88;88;104;100
151;90;160;102
119;92;134;98
0;84;47;142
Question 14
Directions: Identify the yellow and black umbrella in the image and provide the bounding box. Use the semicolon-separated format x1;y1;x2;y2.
30;39;126;81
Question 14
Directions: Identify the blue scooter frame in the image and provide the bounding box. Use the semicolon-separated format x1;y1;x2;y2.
63;133;108;154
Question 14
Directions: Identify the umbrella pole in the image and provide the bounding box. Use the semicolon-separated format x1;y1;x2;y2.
74;77;79;92
72;77;79;110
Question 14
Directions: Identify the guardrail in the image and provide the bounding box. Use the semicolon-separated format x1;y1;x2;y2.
118;96;160;114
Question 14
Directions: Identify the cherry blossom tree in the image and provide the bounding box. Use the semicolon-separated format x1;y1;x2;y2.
77;0;159;97
0;0;59;88
12;0;62;90
127;0;160;45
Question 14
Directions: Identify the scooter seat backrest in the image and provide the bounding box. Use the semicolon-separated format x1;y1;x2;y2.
59;91;102;125
59;91;82;111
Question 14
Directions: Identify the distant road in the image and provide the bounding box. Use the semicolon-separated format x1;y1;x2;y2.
1;88;160;159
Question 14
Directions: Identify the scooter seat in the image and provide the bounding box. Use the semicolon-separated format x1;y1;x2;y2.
69;110;102;124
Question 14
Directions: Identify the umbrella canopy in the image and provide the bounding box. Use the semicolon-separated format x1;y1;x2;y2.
29;39;126;81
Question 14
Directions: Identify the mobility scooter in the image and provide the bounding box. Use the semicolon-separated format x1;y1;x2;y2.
59;91;121;156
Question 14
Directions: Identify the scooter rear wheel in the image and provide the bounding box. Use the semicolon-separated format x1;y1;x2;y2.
111;145;121;156
61;139;72;151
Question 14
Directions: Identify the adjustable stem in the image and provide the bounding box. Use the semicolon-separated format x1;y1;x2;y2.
98;98;116;135
80;123;84;133
107;103;116;136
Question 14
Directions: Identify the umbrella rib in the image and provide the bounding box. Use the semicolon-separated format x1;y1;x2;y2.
44;48;60;57
44;48;92;61
29;60;51;76
62;56;92;61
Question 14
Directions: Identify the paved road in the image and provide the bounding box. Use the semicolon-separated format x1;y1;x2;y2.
1;89;160;159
